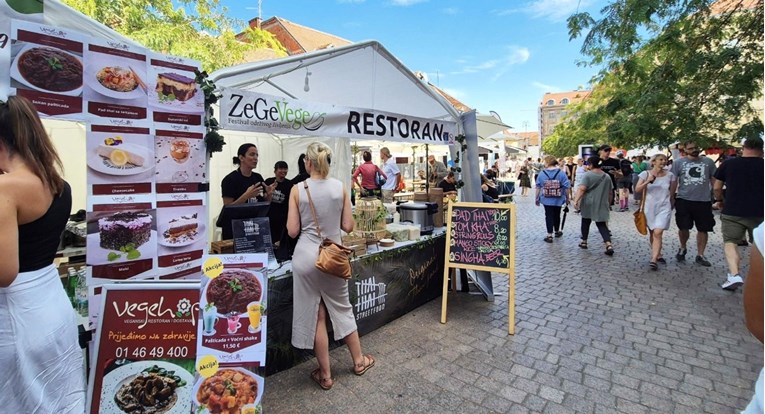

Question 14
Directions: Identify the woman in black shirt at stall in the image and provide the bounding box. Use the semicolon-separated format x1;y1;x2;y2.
218;143;274;239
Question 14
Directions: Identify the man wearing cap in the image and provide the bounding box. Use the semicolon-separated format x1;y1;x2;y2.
265;161;294;246
713;137;764;290
597;144;622;206
671;141;717;266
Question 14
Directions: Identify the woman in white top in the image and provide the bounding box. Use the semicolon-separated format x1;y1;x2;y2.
634;154;677;271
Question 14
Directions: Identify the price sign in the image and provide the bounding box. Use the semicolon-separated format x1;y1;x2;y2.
87;282;200;414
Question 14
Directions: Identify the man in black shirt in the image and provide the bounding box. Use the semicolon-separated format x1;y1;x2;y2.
265;161;293;245
597;144;622;206
713;137;764;290
437;172;458;196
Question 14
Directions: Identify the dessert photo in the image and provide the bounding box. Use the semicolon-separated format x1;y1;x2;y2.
156;205;207;249
154;136;205;184
86;209;157;266
87;132;155;178
147;64;204;114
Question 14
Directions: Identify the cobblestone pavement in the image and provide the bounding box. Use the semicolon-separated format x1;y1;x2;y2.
263;194;763;413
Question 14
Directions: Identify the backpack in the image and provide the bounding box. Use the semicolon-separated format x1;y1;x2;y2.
620;159;633;176
542;170;562;197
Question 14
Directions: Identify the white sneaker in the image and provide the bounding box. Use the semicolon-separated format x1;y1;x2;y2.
721;274;744;291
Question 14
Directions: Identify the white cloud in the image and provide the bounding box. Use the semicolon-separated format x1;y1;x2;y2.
442;7;459;15
494;0;593;22
532;81;560;91
451;46;530;80
441;88;467;100
389;0;427;6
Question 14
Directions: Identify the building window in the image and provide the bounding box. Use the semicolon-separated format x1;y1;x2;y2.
546;99;554;106
561;98;569;105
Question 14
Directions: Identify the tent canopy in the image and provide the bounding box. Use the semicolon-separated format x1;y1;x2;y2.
210;40;462;126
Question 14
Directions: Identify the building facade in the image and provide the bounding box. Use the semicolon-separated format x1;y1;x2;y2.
538;90;590;144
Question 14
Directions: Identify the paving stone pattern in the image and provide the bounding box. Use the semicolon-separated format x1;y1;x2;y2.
263;195;763;413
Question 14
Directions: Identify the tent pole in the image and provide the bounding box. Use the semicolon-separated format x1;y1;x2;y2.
424;144;429;193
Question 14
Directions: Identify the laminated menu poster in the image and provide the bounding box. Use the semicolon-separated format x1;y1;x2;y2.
86;199;157;283
148;52;204;126
0;1;42;100
87;282;199;414
9;19;87;118
84;37;149;120
195;254;268;413
155;126;207;193
87;121;155;196
156;196;207;280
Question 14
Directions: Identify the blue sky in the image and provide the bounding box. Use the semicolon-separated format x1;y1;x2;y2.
222;0;606;133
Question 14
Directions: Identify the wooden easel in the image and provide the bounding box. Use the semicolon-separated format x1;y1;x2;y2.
440;202;516;335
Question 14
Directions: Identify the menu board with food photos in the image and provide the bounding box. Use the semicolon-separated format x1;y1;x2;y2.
194;254;268;413
87;282;199;414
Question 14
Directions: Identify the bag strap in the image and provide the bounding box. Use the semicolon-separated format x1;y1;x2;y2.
303;181;323;240
585;173;608;193
638;174;648;212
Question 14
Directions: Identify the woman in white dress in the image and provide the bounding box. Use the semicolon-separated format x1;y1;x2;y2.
635;154;677;270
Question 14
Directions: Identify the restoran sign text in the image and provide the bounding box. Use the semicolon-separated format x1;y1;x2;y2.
220;89;457;144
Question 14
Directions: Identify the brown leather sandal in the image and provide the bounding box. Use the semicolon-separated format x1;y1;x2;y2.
310;368;334;390
352;354;376;376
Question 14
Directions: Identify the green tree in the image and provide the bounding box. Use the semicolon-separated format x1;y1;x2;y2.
63;0;286;72
566;0;763;148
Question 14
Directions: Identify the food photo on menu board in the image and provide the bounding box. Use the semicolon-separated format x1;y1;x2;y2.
148;53;204;117
85;207;157;279
193;363;264;414
83;38;149;119
154;131;206;191
156;203;207;256
87;124;155;195
9;19;86;117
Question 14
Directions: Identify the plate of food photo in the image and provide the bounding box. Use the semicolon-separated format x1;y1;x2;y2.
10;44;83;96
202;269;265;317
99;360;194;414
158;215;204;248
192;368;264;414
87;64;147;100
87;140;154;176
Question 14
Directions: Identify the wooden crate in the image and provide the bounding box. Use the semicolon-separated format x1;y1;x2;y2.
210;240;234;254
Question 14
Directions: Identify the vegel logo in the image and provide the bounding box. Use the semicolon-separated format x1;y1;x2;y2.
106;41;129;50
227;93;326;131
40;27;66;38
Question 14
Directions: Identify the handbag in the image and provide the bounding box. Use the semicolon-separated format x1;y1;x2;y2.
304;181;354;279
375;170;386;188
633;184;648;235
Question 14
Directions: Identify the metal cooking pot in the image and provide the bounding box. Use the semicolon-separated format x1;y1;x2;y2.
397;202;438;235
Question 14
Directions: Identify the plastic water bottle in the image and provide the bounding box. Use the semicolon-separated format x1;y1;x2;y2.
75;267;88;317
66;267;78;306
393;212;400;223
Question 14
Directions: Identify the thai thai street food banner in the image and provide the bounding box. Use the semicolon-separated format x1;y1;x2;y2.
265;235;445;375
195;254;268;413
220;88;458;144
87;282;199;414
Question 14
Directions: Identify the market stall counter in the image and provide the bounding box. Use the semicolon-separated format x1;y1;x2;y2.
264;229;446;375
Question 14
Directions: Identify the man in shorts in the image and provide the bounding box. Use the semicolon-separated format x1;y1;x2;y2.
597;144;622;207
671;141;717;266
379;147;400;203
713;137;764;290
615;150;633;211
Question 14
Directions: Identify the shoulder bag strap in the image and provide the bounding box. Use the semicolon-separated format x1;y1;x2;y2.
303;181;323;240
638;174;648;212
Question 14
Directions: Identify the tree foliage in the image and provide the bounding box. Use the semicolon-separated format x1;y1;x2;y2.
63;0;287;72
559;0;763;150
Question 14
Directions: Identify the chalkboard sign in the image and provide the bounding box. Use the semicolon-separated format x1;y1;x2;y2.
446;203;512;271
231;217;276;265
441;201;516;334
